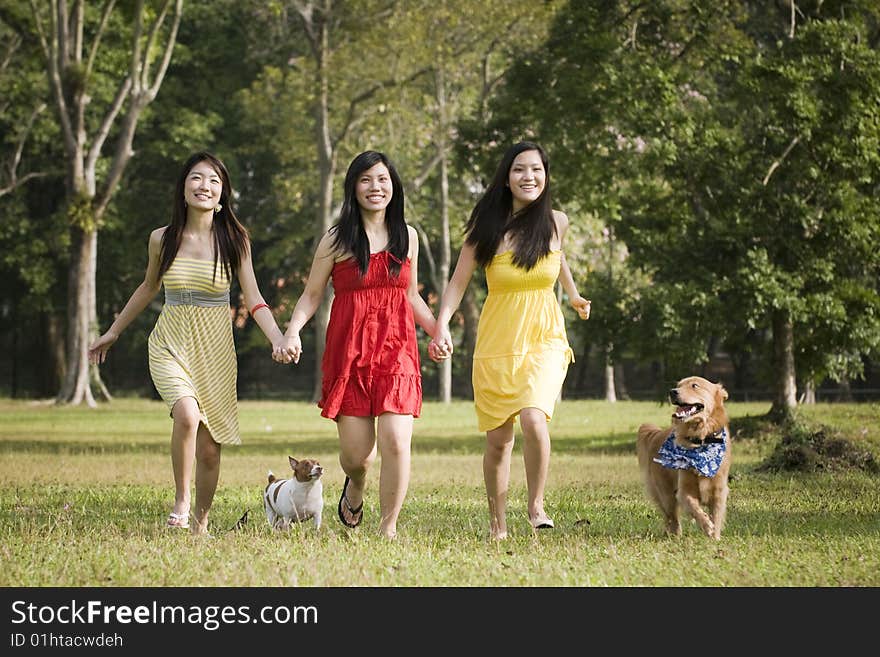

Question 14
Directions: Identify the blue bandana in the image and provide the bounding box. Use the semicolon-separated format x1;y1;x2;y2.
653;430;728;478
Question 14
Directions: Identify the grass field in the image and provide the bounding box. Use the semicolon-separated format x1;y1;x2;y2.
1;397;878;586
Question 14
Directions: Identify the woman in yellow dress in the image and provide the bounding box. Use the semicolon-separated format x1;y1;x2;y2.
88;152;287;535
433;142;591;540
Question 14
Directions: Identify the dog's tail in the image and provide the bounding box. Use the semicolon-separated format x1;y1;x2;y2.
637;423;660;443
267;470;277;484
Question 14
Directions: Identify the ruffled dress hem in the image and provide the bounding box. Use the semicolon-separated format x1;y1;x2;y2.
319;373;422;420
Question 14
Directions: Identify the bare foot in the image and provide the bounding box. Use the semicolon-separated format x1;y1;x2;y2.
190;516;210;536
489;515;507;540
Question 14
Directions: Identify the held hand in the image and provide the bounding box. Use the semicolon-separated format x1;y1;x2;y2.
429;324;453;362
88;332;118;365
276;333;302;365
270;338;289;364
427;340;449;363
570;296;591;320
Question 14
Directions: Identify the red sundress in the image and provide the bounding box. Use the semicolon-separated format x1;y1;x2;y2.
318;251;422;420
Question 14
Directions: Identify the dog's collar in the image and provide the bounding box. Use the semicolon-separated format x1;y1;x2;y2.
686;427;727;446
654;431;728;477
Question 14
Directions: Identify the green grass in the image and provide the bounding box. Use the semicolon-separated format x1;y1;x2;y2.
1;398;878;586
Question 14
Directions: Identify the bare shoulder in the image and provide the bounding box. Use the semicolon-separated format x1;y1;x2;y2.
406;224;419;259
317;229;336;251
147;227;167;255
552;209;569;231
316;228;344;260
149;226;167;243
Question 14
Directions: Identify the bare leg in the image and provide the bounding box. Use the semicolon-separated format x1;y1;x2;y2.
336;415;377;526
192;423;221;535
519;407;552;525
170;397;200;520
484;418;515;540
376;413;413;539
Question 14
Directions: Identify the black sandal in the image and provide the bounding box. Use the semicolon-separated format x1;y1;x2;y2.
337;476;364;528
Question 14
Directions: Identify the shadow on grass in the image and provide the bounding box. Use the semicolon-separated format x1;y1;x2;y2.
0;432;639;456
7;483;879;541
0;438;339;456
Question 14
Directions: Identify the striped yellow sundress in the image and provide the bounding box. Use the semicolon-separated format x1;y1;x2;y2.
148;256;240;445
471;250;574;432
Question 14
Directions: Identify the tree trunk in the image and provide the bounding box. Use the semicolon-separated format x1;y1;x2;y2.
45;313;66;397
310;15;334;404
436;64;452;403
57;226;97;407
604;343;617;403
460;285;480;399
574;341;591;392
41;0;182;405
613;362;630;400
800;380;816;404
837;376;853;402
770;308;797;421
11;316;18;399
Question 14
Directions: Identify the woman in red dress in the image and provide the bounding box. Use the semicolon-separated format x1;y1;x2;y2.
278;151;445;538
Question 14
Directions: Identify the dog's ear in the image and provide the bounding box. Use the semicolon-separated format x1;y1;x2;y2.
716;382;729;402
288;456;299;469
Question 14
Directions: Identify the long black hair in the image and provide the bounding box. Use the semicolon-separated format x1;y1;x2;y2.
157;151;249;284
465;141;556;270
331;150;408;277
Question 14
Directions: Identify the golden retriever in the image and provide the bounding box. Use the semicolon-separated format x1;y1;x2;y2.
636;376;731;540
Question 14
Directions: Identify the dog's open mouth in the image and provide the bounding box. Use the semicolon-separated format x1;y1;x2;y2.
673;403;703;419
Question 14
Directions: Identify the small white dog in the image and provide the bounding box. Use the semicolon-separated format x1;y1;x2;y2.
264;456;324;530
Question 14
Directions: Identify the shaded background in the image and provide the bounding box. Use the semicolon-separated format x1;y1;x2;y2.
1;0;878;408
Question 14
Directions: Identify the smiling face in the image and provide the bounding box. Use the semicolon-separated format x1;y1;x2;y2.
355;162;393;214
508;149;546;212
183;161;223;211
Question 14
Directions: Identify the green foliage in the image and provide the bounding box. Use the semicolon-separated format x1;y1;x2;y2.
478;1;880;399
66;194;98;232
3;0;880;401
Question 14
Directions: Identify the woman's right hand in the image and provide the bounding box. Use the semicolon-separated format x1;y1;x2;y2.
430;323;453;361
276;333;302;364
88;331;118;365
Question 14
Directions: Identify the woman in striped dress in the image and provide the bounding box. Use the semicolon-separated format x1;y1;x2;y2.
88;152;287;535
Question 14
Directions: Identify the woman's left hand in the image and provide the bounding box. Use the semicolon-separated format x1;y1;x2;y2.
271;338;293;364
570;296;591;320
427;339;450;363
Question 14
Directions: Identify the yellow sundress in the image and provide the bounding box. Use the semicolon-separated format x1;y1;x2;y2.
147;257;240;445
471;250;574;432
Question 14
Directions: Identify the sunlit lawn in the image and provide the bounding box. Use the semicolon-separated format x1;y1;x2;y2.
1;398;878;586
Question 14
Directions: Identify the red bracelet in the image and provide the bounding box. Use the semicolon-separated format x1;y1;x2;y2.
250;302;270;316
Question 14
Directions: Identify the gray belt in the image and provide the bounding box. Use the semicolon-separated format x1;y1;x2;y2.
165;288;230;307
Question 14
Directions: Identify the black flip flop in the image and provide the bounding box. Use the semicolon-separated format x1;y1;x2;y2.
337;476;364;528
